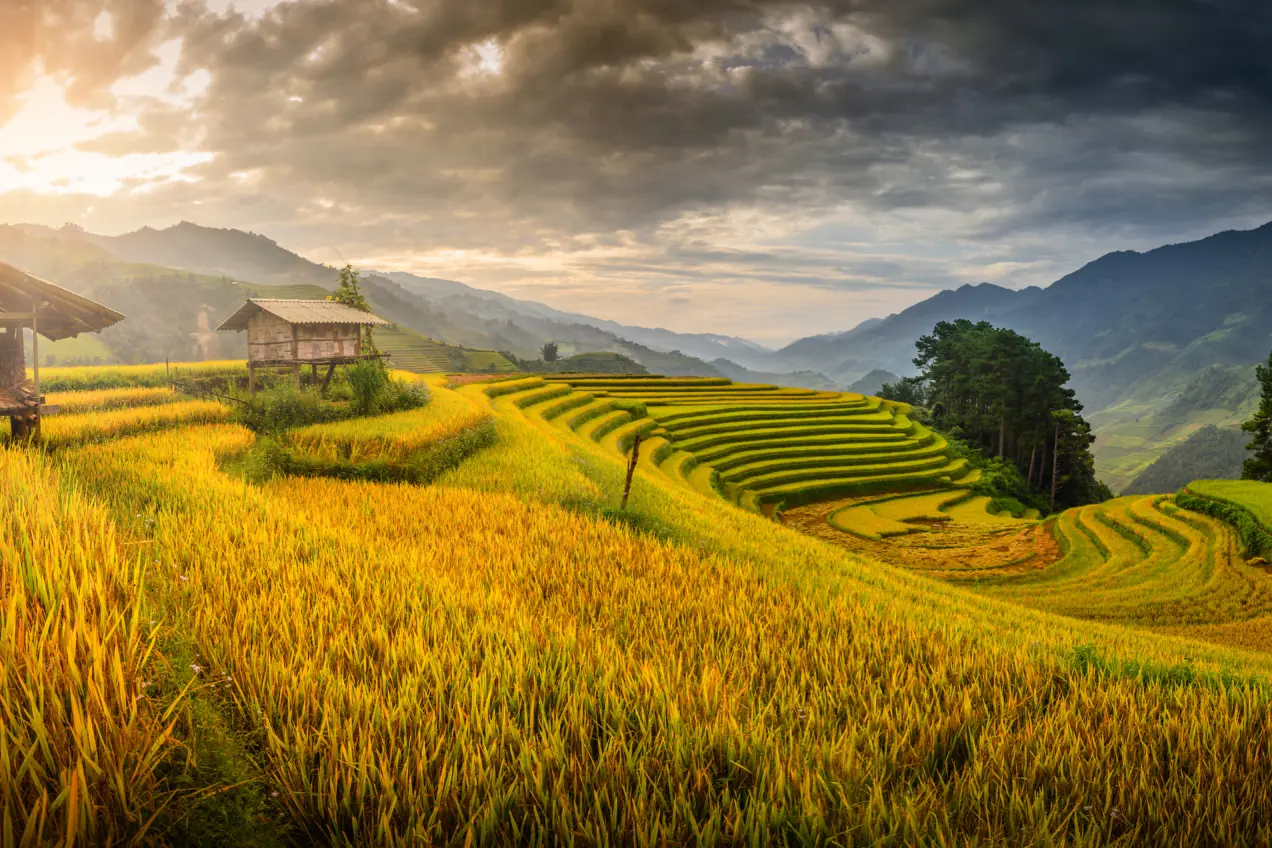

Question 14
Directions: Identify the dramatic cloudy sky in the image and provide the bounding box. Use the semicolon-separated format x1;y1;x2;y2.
2;0;1270;344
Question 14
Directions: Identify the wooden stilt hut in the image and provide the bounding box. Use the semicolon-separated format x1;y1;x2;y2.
0;261;126;439
216;298;390;392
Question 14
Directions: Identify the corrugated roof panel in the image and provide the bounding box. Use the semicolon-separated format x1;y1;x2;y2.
217;298;391;331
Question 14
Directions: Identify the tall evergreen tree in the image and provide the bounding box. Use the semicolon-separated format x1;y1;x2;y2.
912;319;1106;511
1241;351;1272;481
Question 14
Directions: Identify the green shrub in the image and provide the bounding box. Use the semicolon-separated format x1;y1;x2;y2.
1176;490;1272;559
237;421;498;486
940;428;1052;515
378;377;429;414
345;360;389;416
233;386;349;435
987;496;1030;518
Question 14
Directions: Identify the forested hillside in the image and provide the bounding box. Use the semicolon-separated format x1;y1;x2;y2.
902;320;1108;510
1122;426;1248;495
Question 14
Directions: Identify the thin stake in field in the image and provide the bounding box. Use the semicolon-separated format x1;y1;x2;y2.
622;433;642;509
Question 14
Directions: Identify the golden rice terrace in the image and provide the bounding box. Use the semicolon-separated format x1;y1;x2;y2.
4;363;1272;846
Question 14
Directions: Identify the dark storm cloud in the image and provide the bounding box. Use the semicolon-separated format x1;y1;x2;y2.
141;0;1271;249
5;0;1271;341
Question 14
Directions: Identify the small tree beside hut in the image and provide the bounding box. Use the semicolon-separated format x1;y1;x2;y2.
326;264;380;358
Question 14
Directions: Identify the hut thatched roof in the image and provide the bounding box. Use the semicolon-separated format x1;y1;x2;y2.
217;298;391;331
0;261;126;340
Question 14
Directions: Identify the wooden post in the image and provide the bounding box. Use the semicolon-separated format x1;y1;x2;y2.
292;362;301;390
30;304;39;402
320;362;337;393
30;304;40;442
621;433;642;510
248;362;257;395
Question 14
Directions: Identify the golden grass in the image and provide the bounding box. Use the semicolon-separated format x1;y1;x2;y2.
0;449;181;845
38;401;231;448
46;386;183;413
289;386;489;463
5;375;1272;842
53;418;1272;843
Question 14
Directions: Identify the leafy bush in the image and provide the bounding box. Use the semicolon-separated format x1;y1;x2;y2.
1176;490;1272;559
379;375;429;414
233;366;428;434
232;385;348;435
241;420;497;486
345;360;389;417
987;496;1030;518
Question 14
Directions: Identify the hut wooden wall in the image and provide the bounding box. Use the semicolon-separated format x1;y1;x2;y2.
246;312;360;363
295;323;360;360
0;328;24;389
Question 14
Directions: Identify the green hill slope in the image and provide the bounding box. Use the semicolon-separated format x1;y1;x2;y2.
1122;425;1249;495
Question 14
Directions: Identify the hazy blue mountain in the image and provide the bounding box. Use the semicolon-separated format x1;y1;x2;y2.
776;283;1043;383
6;222;780;378
709;358;839;391
383;270;774;367
848;369;901;396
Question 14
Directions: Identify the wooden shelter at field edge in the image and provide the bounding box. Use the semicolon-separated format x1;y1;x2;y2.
0;260;125;439
216;298;390;390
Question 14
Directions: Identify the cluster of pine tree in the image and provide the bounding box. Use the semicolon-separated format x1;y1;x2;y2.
1241;351;1272;481
883;319;1109;510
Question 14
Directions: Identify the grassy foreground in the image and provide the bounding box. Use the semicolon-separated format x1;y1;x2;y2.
4;375;1272;844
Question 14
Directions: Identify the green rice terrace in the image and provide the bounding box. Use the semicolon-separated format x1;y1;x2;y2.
536;374;973;512
498;373;1272;660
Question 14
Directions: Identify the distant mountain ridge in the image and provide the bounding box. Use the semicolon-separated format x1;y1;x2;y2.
83;222;774;368
777;222;1272;400
11;217;1272;490
3;222;835;386
773;220;1272;489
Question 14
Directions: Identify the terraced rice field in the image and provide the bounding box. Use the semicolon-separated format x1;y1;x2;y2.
791;483;1272;657
12;366;1272;844
290;377;488;463
535;375;972;511
30;359;247;391
1185;480;1272;529
376;326;454;373
45;386;184;412
35;400;232;448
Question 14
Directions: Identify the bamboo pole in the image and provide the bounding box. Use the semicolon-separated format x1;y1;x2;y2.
621;434;643;510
